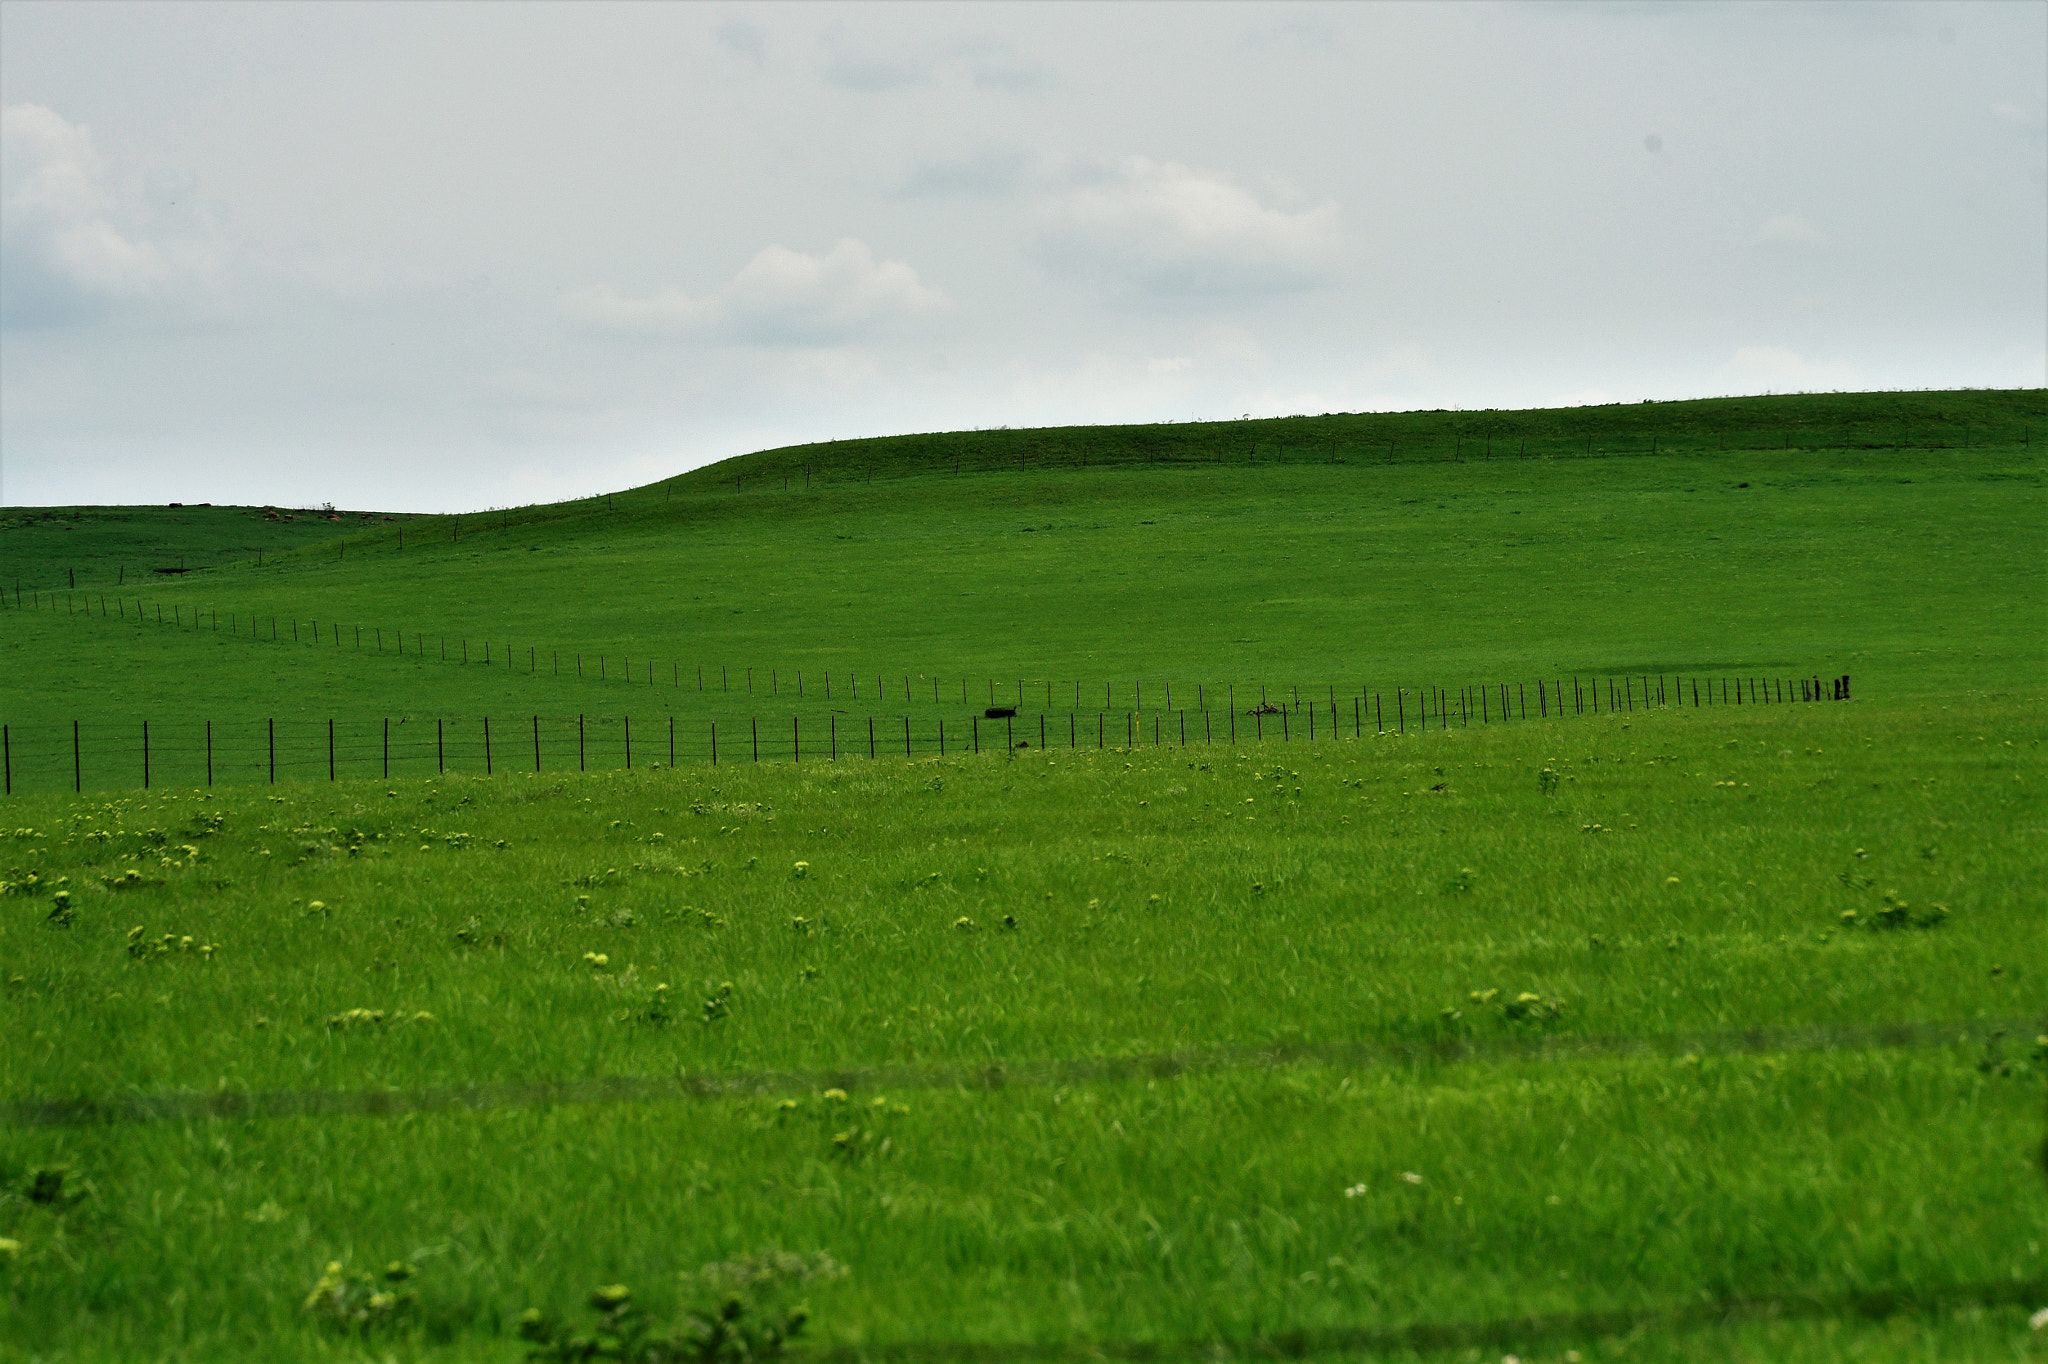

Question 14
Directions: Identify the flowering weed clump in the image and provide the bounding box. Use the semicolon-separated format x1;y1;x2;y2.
1840;892;1951;931
519;1253;841;1362
124;925;217;960
302;1259;418;1335
325;1008;431;1030
1441;988;1567;1027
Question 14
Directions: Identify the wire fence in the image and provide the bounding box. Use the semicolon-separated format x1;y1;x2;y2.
11;579;1858;728
3;668;1851;796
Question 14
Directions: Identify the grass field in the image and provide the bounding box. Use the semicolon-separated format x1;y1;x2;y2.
2;389;2044;1361
2;392;2043;793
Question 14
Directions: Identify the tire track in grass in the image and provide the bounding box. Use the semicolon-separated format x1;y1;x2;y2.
6;1015;2033;1129
808;1278;2044;1361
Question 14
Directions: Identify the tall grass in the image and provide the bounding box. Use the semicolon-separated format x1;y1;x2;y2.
2;692;2041;1359
1;390;2042;1359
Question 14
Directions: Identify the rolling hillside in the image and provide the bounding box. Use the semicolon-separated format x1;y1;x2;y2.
2;389;2043;1360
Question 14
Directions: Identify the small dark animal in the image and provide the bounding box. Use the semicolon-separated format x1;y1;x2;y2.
985;707;1017;718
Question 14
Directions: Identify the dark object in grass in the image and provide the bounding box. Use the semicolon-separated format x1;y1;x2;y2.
521;1254;836;1362
985;706;1016;718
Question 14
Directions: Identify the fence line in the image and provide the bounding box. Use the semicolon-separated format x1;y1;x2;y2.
1;669;1852;796
3;1016;2021;1130
0;572;1859;725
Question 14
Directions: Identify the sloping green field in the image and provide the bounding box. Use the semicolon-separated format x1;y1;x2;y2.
2;392;2042;791
2;390;2044;1361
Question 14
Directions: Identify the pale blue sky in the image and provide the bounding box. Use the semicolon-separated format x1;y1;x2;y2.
3;0;2042;510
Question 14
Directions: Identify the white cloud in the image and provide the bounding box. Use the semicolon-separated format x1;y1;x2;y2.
1032;157;1344;295
1718;345;1859;392
564;238;948;345
1551;388;1620;408
1756;212;1825;247
1;104;170;324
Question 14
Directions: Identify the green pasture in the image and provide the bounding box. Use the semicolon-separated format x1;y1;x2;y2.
2;691;2044;1361
1;388;2044;1360
0;501;406;584
1;392;2044;788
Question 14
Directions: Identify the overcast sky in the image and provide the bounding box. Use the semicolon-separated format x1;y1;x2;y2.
3;1;2042;512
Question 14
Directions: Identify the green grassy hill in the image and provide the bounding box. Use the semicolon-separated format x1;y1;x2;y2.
1;499;416;588
2;390;2043;1361
2;390;2042;786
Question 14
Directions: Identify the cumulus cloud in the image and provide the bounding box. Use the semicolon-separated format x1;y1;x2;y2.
564;238;948;345
1756;212;1825;247
1719;344;1859;392
1032;157;1344;296
2;104;170;325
